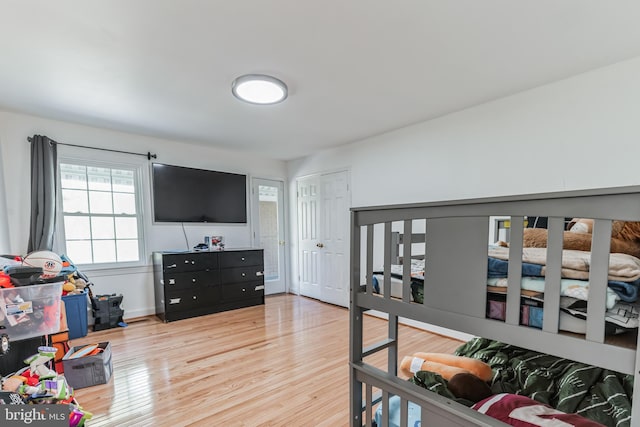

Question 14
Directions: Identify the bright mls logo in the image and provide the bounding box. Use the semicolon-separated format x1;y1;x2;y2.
3;406;67;426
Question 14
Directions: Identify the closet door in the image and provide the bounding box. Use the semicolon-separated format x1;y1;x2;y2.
297;170;350;307
297;175;321;301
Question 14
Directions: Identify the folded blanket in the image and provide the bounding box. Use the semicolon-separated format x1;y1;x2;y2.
487;277;620;309
487;248;640;302
488;246;640;282
487;257;543;278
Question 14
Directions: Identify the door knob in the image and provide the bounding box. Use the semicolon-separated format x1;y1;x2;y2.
316;243;324;248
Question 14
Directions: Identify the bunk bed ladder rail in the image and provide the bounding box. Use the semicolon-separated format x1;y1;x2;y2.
351;219;402;426
350;215;504;426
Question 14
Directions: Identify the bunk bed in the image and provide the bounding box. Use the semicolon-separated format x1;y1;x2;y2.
349;186;640;427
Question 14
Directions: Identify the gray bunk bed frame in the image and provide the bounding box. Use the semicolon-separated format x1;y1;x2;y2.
349;186;640;427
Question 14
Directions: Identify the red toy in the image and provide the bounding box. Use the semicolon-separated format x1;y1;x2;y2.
0;272;13;288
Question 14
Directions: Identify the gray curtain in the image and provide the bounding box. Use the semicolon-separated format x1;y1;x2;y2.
28;135;57;252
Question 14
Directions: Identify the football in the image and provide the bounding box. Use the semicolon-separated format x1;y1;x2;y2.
22;250;63;278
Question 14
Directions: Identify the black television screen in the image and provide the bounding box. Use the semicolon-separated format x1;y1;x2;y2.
152;163;247;223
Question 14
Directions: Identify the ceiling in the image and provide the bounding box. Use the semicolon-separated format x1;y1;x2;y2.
1;1;640;161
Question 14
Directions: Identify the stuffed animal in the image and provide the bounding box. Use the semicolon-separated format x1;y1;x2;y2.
521;219;640;259
448;372;493;403
401;353;494;404
400;352;493;381
63;274;89;295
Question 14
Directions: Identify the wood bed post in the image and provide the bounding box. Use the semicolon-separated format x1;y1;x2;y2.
350;210;364;427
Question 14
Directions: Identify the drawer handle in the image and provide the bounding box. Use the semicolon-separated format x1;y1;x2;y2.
193;295;197;300
192;278;196;283
169;279;176;285
242;288;246;292
255;285;265;291
256;271;264;276
241;257;245;261
184;260;190;264
169;298;181;304
191;261;195;264
167;264;177;269
241;273;246;277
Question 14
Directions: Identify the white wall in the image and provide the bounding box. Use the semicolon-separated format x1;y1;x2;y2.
287;55;640;294
0;139;10;254
0;110;287;318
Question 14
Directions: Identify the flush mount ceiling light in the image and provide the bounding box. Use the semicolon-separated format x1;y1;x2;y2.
231;74;288;105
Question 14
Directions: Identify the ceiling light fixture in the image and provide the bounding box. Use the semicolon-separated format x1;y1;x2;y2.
231;74;288;105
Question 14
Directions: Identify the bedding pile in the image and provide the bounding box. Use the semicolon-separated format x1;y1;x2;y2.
373;246;640;334
395;338;632;427
454;338;632;426
487;246;640;334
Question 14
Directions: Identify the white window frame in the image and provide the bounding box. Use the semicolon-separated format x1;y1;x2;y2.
55;149;147;270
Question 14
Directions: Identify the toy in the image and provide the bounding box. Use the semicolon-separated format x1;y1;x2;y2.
25;346;58;377
0;271;12;288
1;376;23;392
401;356;468;381
66;343;99;359
22;251;63;279
0;345;93;426
63;282;76;294
0;331;8;355
517;219;640;259
63;271;90;295
400;352;493;381
401;353;495;405
447;372;493;403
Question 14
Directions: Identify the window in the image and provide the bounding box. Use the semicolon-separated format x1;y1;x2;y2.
59;162;143;265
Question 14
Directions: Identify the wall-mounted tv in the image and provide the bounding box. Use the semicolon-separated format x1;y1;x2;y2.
152;163;247;223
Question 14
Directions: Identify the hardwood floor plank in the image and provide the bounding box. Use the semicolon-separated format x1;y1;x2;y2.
72;294;462;426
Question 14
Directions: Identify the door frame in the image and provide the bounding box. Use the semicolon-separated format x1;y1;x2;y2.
250;177;289;294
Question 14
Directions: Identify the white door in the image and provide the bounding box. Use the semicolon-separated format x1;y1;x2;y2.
297;175;321;300
297;170;350;307
251;178;286;295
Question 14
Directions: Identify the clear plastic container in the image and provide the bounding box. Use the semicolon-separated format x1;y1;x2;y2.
0;282;62;341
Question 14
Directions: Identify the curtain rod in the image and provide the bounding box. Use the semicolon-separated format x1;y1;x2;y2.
27;136;157;160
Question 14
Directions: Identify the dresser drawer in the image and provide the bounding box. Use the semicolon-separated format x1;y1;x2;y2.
163;252;219;272
165;287;220;311
219;250;263;268
220;266;264;284
163;270;220;290
221;282;264;302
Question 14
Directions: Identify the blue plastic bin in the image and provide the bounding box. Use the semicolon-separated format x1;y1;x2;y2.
62;292;88;340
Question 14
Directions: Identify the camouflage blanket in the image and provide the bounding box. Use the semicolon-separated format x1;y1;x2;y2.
452;338;633;426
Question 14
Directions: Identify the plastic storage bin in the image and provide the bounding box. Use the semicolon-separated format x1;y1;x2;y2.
61;292;88;340
0;282;62;341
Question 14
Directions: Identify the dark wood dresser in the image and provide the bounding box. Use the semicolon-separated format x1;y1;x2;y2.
153;249;264;322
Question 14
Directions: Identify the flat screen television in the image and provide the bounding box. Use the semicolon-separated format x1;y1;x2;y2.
152;163;247;223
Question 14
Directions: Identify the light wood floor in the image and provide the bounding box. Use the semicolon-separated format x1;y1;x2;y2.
72;294;462;427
